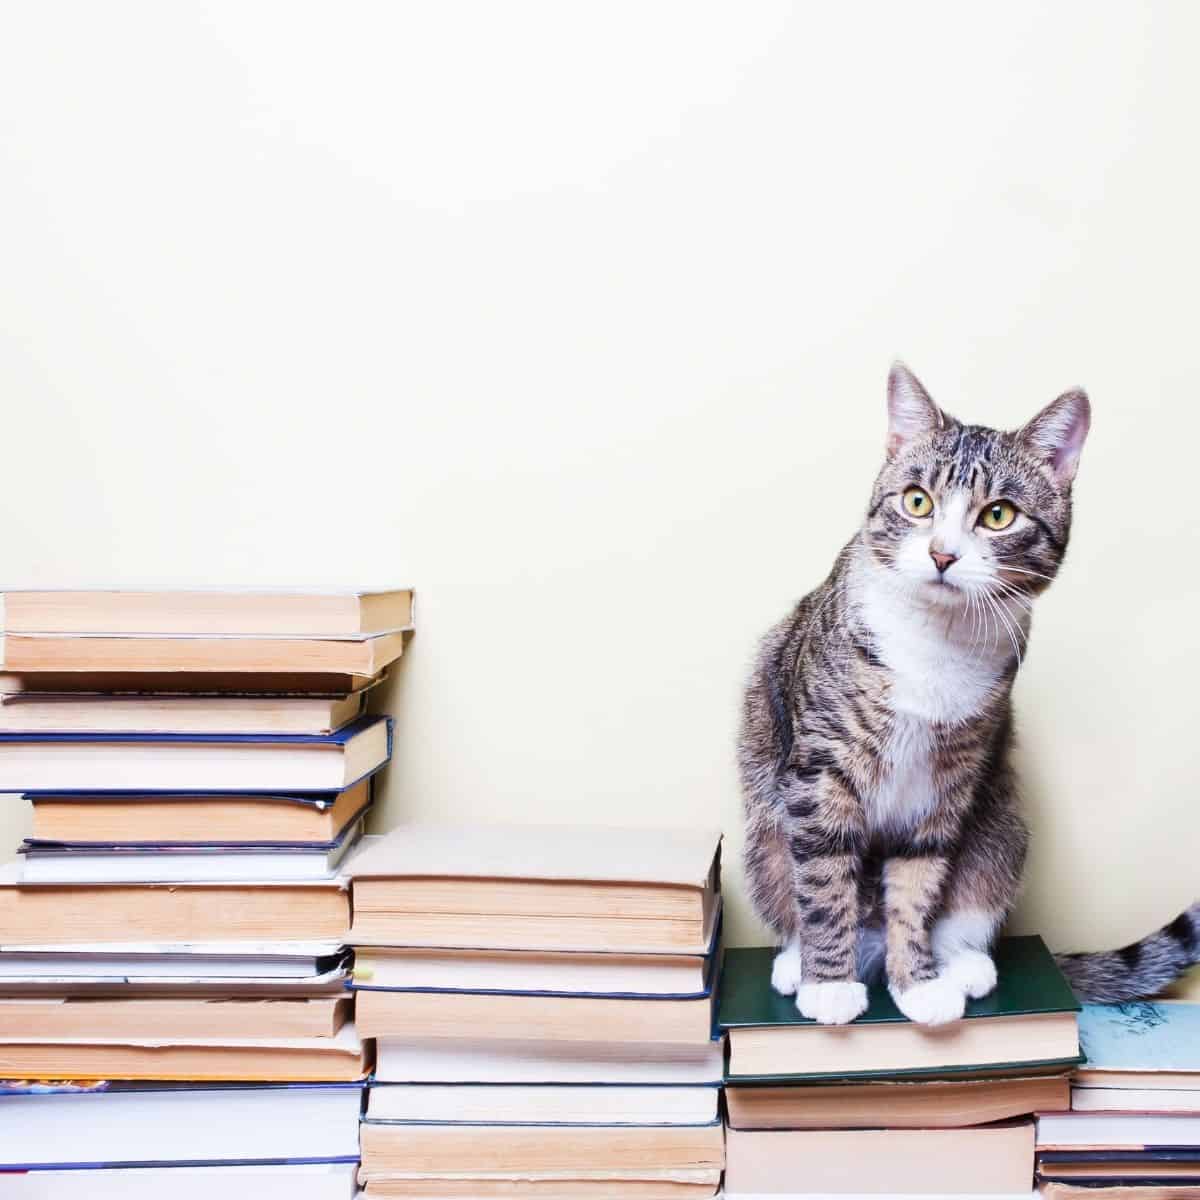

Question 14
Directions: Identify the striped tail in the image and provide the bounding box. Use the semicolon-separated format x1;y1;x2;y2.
1054;902;1200;1002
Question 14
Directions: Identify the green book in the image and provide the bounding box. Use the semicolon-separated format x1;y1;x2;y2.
720;934;1082;1083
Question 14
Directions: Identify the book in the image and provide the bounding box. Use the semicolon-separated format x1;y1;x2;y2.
366;1083;719;1125
725;1071;1070;1130
0;870;351;943
0;669;384;694
1;586;414;634
1038;1150;1200;1185
0;994;349;1038
29;779;371;844
1;1163;359;1200
1041;1187;1200;1200
1076;1001;1200;1088
0;630;405;674
720;935;1081;1080
358;1120;724;1175
0;715;391;792
359;1180;720;1199
349;823;722;954
1038;1112;1200;1148
373;1037;724;1084
0;1021;369;1081
1073;1086;1200;1113
0;689;366;734
0;1081;363;1168
19;817;366;883
724;1122;1036;1195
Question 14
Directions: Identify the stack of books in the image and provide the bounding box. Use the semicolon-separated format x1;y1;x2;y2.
719;935;1082;1196
0;586;411;1197
349;823;726;1198
1037;997;1200;1197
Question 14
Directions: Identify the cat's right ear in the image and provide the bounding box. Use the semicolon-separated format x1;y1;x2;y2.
886;362;945;459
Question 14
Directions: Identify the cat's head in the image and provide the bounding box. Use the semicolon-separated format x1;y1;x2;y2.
864;363;1090;607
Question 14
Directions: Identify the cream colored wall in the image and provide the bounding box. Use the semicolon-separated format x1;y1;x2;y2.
1;3;1197;950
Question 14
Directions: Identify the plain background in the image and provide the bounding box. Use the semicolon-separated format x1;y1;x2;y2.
1;3;1196;949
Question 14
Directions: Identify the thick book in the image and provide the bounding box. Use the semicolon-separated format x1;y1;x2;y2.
19;817;366;883
724;1122;1036;1195
1;1163;359;1200
720;935;1081;1080
30;780;371;844
726;1072;1070;1130
0;1081;362;1169
0;715;391;793
0;586;414;634
0;868;351;944
366;1083;719;1125
0;689;366;734
0;630;405;674
349;823;722;954
1076;1001;1200;1089
0;1020;369;1081
373;1037;724;1085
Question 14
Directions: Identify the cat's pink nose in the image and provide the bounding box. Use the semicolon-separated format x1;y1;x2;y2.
930;549;958;574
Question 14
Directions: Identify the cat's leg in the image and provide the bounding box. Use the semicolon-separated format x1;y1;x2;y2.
742;806;808;997
770;935;805;996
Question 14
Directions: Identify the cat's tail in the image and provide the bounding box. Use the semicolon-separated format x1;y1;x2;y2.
1054;902;1200;1002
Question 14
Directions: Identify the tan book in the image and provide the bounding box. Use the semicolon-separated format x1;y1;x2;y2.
0;669;383;695
2;587;414;635
1042;1184;1200;1198
1;630;405;675
359;1121;724;1175
362;1178;719;1198
0;1021;369;1081
724;1122;1035;1195
349;824;721;954
0;690;364;734
0;995;349;1039
726;1072;1070;1130
32;779;370;844
354;986;714;1044
1042;1163;1200;1181
0;872;350;944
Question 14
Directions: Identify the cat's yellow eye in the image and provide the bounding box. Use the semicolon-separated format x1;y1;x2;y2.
902;487;934;518
980;500;1018;531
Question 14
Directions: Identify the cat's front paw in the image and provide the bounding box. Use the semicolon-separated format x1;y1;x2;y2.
770;942;804;996
940;950;997;999
796;980;868;1025
890;976;966;1025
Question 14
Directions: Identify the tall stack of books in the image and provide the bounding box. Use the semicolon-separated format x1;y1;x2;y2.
719;935;1082;1196
349;823;726;1198
0;587;411;1198
1037;997;1200;1197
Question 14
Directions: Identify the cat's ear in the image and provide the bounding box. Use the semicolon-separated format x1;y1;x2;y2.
1018;389;1091;485
887;362;945;459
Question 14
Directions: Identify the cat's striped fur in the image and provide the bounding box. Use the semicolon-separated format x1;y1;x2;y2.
740;365;1199;1025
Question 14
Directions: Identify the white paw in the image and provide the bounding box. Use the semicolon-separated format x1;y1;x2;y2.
940;950;997;999
796;980;868;1025
891;976;966;1025
770;942;804;996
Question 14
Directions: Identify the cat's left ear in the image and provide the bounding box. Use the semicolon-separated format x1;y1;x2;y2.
1018;389;1091;485
887;362;946;459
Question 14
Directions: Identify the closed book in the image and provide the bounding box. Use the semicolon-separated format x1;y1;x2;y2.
1073;1085;1200;1113
726;1072;1070;1130
19;817;366;884
0;715;391;793
1;631;405;675
1;586;414;635
361;1181;719;1199
1038;1112;1200;1148
1076;1001;1200;1089
0;689;365;734
0;1020;369;1081
31;780;371;844
0;1081;363;1169
724;1122;1035;1195
2;1163;359;1200
349;824;721;954
1038;1149;1200;1185
720;935;1080;1080
0;669;384;694
1041;1187;1200;1200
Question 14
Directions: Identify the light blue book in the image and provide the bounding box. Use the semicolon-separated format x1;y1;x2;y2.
1078;1001;1200;1073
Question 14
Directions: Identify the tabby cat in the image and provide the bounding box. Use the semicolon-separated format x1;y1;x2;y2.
739;364;1199;1025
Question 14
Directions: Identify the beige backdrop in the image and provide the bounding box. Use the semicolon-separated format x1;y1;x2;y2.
1;3;1196;950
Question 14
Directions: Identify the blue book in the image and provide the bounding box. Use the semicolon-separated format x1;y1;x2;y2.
1078;1000;1200;1076
0;715;391;794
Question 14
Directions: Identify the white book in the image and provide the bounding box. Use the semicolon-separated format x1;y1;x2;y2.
0;1083;362;1168
1071;1083;1200;1112
1037;1110;1200;1146
366;1083;719;1125
374;1037;725;1085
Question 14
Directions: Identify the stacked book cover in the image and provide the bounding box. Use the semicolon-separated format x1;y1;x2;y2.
349;823;726;1198
719;935;1082;1196
0;587;410;1197
1037;998;1200;1197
